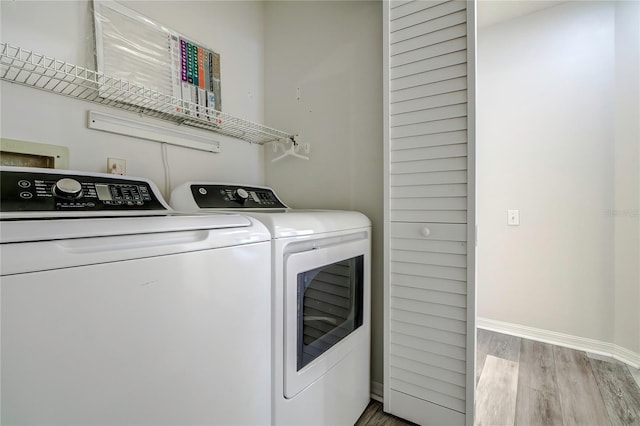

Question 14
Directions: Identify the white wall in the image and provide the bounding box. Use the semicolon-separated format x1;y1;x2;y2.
0;1;266;197
263;1;384;389
613;0;640;356
478;1;640;357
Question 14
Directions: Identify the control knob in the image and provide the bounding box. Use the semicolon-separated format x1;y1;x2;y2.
53;178;83;199
235;188;249;204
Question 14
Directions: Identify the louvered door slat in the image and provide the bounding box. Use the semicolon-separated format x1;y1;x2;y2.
390;183;467;198
390;239;467;255
391;104;467;127
385;0;474;423
391;197;467;211
391;90;467;115
390;343;465;373
390;222;466;240
391;63;467;91
390;356;465;388
391;10;466;46
392;367;465;401
389;378;466;413
391;142;467;160
390;170;467;185
390;261;466;281
390;1;466;32
390;210;467;223
390;51;467;79
391;250;467;268
390;0;416;10
391;37;467;68
391;23;467;55
391;76;467;103
390;129;467;150
390;321;466;347
390;0;449;20
391;157;466;174
391;309;466;334
390;117;467;138
392;285;467;307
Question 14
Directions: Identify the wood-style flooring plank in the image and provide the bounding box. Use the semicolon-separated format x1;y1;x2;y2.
629;366;640;391
355;400;416;426
475;355;519;426
514;339;563;425
355;400;383;426
589;358;640;425
554;346;612;426
477;328;492;384
486;331;521;362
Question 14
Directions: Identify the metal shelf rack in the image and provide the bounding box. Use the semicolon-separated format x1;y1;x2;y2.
0;43;294;145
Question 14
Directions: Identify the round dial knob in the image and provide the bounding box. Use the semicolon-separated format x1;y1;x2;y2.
53;178;83;199
235;188;249;204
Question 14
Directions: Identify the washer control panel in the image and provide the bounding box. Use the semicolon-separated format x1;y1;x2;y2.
190;184;287;209
1;169;167;212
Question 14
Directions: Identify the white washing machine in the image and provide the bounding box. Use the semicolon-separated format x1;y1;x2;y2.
0;167;272;426
170;183;371;426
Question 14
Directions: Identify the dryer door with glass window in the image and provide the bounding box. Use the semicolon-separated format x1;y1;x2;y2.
283;238;370;398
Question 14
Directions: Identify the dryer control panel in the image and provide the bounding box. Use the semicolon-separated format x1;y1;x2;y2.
0;167;167;213
189;184;288;209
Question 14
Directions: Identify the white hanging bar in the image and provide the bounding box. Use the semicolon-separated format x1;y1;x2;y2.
271;137;309;163
0;43;295;145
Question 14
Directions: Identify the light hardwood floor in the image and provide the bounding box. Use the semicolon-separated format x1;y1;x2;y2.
355;330;640;425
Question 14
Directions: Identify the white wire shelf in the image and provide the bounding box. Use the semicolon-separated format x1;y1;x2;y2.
0;43;294;145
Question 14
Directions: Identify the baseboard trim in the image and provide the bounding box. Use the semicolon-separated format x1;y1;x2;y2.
614;343;640;369
370;380;383;402
477;317;640;369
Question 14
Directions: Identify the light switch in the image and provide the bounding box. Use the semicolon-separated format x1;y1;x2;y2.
508;209;520;226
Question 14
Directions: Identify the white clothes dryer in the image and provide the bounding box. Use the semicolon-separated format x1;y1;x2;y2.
171;183;371;426
0;167;272;425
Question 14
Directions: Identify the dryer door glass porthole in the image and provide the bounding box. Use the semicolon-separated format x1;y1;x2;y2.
296;255;364;371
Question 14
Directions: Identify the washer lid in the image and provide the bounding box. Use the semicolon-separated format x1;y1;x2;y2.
233;210;371;238
0;213;266;244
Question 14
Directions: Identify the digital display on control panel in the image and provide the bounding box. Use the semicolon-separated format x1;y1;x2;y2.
95;184;112;201
0;170;166;212
190;184;287;209
95;184;149;203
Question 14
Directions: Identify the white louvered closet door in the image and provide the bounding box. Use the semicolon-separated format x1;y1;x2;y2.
383;1;476;425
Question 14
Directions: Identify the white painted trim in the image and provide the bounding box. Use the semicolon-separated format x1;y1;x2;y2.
477;317;640;369
614;344;640;369
370;380;383;403
382;0;391;416
465;1;477;425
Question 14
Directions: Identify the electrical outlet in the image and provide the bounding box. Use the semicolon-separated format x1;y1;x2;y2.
508;209;520;226
107;157;126;175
